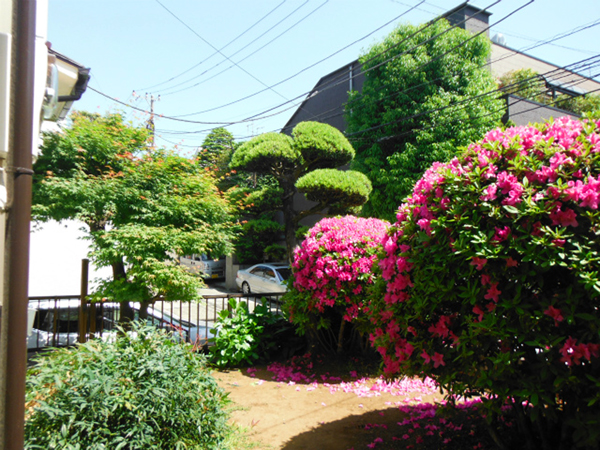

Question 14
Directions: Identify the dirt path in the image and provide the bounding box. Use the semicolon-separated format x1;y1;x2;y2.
213;366;443;450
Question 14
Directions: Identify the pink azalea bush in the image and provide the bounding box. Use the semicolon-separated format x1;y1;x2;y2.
284;216;389;353
368;116;600;449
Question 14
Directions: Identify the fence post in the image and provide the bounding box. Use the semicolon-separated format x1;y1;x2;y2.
79;259;89;343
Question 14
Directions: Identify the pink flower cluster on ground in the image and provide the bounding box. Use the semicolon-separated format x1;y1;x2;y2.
290;216;389;322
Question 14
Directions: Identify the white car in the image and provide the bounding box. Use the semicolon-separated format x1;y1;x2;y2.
235;263;291;294
27;299;213;350
180;254;226;279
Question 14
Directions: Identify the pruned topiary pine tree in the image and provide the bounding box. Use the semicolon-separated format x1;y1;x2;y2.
229;121;372;260
345;19;504;222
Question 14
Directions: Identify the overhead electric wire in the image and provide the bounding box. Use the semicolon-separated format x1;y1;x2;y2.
86;0;439;126
170;0;468;117
169;0;426;116
160;53;600;145
144;11;595;142
357;85;600;147
88;0;597;135
346;59;600;141
229;54;600;142
154;0;314;95
137;0;289;92
155;0;297;103
259;1;596;129
90;0;495;127
229;0;513;124
163;0;498;126
158;0;330;99
338;54;600;130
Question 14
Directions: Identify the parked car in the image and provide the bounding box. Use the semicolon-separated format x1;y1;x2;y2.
27;299;213;350
180;254;226;279
235;263;291;294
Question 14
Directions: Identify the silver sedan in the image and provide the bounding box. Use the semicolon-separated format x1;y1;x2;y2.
235;263;291;294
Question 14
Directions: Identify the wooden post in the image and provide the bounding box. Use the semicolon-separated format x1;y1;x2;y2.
78;259;89;343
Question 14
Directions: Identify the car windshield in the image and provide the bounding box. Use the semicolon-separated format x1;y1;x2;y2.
276;268;292;281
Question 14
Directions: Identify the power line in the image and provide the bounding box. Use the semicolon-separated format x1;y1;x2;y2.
347;61;600;142
168;0;496;122
231;54;600;142
155;0;313;95
137;0;289;92
154;0;297;102
169;0;427;116
87;1;598;136
274;5;599;131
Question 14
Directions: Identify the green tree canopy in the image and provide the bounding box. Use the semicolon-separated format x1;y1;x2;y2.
498;68;600;116
346;19;503;221
230;121;370;260
196;127;237;180
33;111;235;318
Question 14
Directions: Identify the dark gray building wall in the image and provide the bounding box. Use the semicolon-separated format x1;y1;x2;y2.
503;94;579;126
444;3;491;37
282;62;364;135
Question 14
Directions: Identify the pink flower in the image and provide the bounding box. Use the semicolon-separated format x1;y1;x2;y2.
544;305;564;326
473;305;485;322
484;283;501;302
506;257;519;267
481;274;491;285
432;352;445;368
550;205;578;227
480;184;497;202
421;350;431;364
470;257;487;270
492;226;510;242
428;315;452;338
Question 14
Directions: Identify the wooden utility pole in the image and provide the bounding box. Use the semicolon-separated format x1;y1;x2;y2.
146;93;159;148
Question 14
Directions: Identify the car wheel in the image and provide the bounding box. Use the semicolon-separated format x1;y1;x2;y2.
242;282;251;294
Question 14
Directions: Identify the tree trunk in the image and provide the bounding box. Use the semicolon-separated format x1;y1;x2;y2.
139;302;150;320
112;259;134;325
336;320;346;354
281;178;297;265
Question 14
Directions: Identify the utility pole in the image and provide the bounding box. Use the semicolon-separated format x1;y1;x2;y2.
145;93;159;149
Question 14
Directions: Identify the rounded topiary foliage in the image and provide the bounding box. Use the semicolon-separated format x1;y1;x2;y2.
25;324;231;450
292;121;355;168
368;116;600;449
229;132;297;173
284;215;389;353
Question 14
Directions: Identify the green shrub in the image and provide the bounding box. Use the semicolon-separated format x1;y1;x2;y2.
234;218;283;264
369;116;600;449
263;243;286;261
209;299;292;367
25;324;231;450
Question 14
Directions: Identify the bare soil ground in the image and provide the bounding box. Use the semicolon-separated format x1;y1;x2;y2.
212;352;519;450
214;366;443;450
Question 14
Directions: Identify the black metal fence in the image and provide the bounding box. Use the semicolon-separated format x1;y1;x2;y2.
27;293;285;351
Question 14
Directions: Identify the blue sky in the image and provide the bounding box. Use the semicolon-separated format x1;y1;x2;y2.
48;0;600;155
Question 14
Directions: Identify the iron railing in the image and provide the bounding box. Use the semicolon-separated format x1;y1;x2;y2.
27;293;285;351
